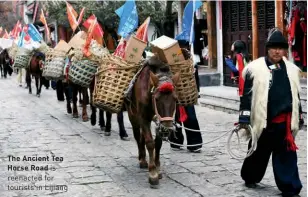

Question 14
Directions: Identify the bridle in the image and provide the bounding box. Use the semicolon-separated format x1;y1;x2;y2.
150;83;176;123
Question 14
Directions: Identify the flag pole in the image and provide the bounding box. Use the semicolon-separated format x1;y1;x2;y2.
189;0;195;56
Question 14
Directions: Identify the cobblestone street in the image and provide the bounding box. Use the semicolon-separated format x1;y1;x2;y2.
0;75;306;197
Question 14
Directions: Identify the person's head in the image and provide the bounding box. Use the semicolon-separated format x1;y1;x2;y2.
266;28;288;64
231;40;249;62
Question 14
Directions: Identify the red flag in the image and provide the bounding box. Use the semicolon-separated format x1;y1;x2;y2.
66;2;78;31
83;17;97;57
83;14;104;38
3;29;9;39
113;38;127;58
40;9;50;42
77;7;85;26
136;17;150;42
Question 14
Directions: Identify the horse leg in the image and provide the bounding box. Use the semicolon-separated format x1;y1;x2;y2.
118;111;129;140
79;89;83;106
64;83;72;114
104;111;112;136
142;122;159;187
72;84;78;118
26;70;32;94
99;109;105;130
3;64;7;78
155;133;163;179
0;64;3;77
35;76;39;96
81;87;89;122
39;76;43;96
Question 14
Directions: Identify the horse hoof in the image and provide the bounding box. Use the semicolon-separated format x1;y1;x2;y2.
139;162;148;169
158;173;163;179
82;117;89;122
104;132;111;136
36;94;40;97
149;176;159;188
100;126;105;131
73;114;78;118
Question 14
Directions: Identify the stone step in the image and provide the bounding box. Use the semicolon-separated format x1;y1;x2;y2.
199;98;307;126
200;93;307;114
200;93;307;113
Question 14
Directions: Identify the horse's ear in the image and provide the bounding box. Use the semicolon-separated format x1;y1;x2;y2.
172;72;180;86
149;71;159;87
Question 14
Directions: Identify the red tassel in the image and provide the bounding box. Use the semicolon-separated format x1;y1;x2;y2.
178;106;187;123
236;54;245;96
159;82;174;93
272;113;298;152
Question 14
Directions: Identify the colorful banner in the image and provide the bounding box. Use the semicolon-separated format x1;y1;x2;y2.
27;24;43;42
116;0;138;38
66;2;78;31
175;0;202;43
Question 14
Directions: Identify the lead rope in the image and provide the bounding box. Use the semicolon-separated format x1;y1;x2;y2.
154;117;256;160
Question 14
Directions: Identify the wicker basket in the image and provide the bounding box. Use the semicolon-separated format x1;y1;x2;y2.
170;58;198;106
69;59;98;87
93;54;140;113
42;49;66;81
13;48;33;69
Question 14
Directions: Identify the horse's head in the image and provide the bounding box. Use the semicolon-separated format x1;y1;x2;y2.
31;52;45;70
147;57;180;138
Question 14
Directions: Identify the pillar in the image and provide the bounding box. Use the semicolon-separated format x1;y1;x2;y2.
252;0;258;60
207;1;217;68
275;1;284;32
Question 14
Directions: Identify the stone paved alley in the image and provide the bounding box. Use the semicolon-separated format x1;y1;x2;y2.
0;75;306;197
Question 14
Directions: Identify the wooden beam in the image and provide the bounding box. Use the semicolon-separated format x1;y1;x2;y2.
251;0;258;60
207;1;217;68
275;0;284;32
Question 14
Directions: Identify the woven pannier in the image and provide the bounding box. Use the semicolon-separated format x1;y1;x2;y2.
93;54;140;113
8;43;18;59
69;60;98;87
42;49;66;81
170;58;198;106
13;48;33;69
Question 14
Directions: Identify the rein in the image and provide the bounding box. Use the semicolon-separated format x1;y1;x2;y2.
150;85;176;123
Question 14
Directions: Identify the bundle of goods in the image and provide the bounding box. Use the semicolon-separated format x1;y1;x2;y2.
36;42;50;54
13;47;33;69
93;54;140;113
150;35;198;105
42;49;67;81
8;43;18;59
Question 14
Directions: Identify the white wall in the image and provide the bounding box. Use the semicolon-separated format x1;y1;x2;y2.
216;0;223;85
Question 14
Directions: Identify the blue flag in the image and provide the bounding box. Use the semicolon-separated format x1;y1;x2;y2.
175;0;202;43
17;31;25;47
28;24;43;42
116;0;138;38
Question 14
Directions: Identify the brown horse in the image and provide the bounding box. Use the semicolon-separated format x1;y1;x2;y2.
0;49;12;78
125;56;180;187
61;80;89;122
26;52;46;97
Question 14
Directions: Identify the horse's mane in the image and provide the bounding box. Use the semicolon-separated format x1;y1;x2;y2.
138;56;172;102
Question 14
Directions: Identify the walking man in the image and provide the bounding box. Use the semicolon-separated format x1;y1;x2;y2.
238;28;304;197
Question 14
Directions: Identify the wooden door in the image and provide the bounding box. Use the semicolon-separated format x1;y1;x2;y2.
222;1;275;86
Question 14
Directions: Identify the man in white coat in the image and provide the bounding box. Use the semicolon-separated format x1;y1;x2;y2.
238;28;304;197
